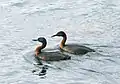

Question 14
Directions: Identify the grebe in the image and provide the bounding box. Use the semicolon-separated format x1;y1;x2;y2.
52;31;95;55
32;37;71;61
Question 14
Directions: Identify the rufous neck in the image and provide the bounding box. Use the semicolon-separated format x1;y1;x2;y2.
35;42;46;56
60;35;67;48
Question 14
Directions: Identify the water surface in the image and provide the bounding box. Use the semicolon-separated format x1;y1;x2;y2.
0;0;120;84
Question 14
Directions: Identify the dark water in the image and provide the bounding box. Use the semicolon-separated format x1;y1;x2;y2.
0;0;120;84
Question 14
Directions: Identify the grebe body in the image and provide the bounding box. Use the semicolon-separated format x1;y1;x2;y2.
37;51;71;61
60;44;95;55
52;31;95;55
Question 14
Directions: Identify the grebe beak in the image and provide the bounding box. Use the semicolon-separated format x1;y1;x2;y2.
32;39;38;41
51;34;57;37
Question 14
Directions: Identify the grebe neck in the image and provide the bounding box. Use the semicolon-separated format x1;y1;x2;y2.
35;42;46;56
60;35;67;48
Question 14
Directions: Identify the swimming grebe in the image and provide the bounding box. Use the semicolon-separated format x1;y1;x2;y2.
32;37;71;61
52;31;95;55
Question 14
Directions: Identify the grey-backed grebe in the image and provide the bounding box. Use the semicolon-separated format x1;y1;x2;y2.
52;31;95;55
32;37;71;61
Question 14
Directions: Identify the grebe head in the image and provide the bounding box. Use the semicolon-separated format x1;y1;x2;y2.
51;31;66;37
33;37;47;44
32;37;47;49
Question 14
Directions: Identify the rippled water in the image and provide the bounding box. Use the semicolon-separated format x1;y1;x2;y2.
0;0;120;84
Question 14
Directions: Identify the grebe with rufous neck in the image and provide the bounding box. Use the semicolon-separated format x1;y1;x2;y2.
52;31;95;55
32;37;71;61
